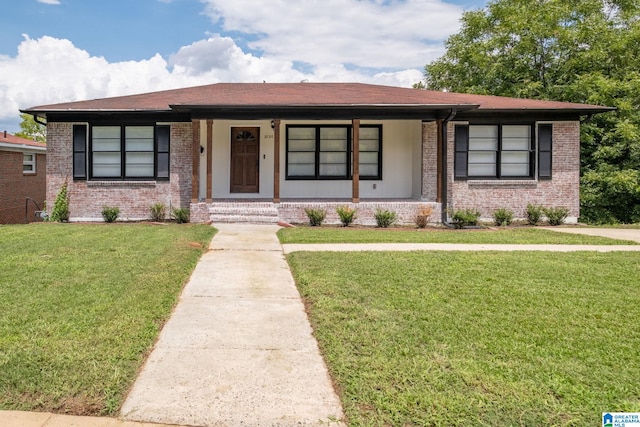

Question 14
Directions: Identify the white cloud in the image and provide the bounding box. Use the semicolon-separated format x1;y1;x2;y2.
37;0;61;5
201;0;462;69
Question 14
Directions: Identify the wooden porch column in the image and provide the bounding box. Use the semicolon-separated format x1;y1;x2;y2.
191;119;200;202
436;119;443;203
206;119;213;202
272;119;281;203
352;119;360;203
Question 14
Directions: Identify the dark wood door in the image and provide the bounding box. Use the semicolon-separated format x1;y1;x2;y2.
230;127;260;193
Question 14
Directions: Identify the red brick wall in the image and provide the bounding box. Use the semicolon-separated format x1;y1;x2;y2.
0;150;46;224
448;121;580;221
46;122;192;221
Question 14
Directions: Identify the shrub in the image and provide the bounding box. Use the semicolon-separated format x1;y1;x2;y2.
451;208;481;229
375;208;397;228
172;207;190;224
544;206;570;226
526;204;544;226
493;208;514;226
101;206;120;223
150;203;167;222
49;180;70;222
304;208;326;226
336;206;357;227
414;205;433;228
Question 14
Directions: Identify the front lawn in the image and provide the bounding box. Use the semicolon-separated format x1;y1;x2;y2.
0;223;215;415
278;226;636;245
287;251;640;426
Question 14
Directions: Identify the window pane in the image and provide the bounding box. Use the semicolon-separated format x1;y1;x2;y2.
360;152;378;163
126;163;154;177
126;140;154;151
93;139;121;151
320;164;347;176
157;126;170;152
360;164;379;176
468;163;496;176
320;152;346;163
320;127;347;139
469;151;496;164
126;152;154;165
94;152;121;165
125;126;154;139
93;126;120;139
320;139;347;151
74;153;86;178
359;127;379;139
289;128;316;139
288;164;315;176
502;125;530;138
469;126;498;138
469;138;498;151
501;164;529;176
93;165;121;177
23;164;34;172
157;153;169;178
502;138;530;150
24;154;34;162
288;140;315;151
288;152;315;164
501;151;529;164
360;139;379;151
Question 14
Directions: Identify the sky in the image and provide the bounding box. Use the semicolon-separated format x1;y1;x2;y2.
0;0;487;133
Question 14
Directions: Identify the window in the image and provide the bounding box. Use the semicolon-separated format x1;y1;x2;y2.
23;153;36;174
286;125;381;180
455;124;536;179
72;124;170;180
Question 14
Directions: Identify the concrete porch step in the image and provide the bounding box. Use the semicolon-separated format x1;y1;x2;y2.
208;203;280;223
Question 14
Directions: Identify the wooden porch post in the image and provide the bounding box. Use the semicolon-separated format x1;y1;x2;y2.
206;119;213;202
352;119;360;203
191;119;200;202
436;119;443;203
272;119;281;203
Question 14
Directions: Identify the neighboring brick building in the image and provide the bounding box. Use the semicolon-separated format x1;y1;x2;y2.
22;83;612;224
0;131;46;224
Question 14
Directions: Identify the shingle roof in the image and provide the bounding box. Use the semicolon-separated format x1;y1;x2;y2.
22;82;612;114
0;131;46;150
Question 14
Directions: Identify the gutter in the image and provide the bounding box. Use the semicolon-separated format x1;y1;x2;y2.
440;108;457;225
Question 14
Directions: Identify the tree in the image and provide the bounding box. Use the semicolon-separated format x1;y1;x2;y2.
15;113;46;143
423;0;640;223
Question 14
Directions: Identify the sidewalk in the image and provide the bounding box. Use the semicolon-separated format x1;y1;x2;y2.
119;224;344;426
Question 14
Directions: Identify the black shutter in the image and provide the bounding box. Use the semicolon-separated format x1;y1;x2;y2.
73;125;87;180
156;125;170;180
454;125;469;179
538;124;552;179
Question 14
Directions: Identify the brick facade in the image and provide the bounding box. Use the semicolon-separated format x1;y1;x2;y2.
447;121;580;222
46;122;192;221
0;150;46;224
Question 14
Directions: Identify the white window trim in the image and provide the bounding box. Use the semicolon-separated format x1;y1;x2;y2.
23;153;36;174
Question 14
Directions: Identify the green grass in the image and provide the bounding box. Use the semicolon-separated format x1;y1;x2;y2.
0;223;215;416
287;251;640;426
278;226;637;245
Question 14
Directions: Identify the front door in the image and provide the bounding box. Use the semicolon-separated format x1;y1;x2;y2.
230;127;260;193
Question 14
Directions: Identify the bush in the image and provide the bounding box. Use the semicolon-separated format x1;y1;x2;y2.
150;203;167;222
414;205;433;229
526;204;544;226
336;206;357;227
304;208;326;226
375;208;397;228
49;180;70;222
451;208;481;229
101;206;120;223
544;206;570;226
493;208;514;226
172;207;190;224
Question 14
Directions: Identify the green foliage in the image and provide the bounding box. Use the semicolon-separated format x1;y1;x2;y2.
423;0;640;223
543;206;570;226
172;207;190;224
493;208;514;226
15;113;46;143
414;205;434;228
101;206;120;223
451;208;481;229
335;205;357;227
526;203;545;226
304;208;326;226
150;203;167;222
49;181;70;222
374;208;397;228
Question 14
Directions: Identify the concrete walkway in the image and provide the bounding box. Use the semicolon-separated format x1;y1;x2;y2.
539;226;640;243
120;224;344;427
283;243;640;253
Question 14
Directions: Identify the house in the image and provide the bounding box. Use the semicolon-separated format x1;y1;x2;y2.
21;83;612;224
0;131;46;224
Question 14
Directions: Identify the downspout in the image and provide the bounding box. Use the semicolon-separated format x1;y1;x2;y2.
31;114;47;127
440;108;457;225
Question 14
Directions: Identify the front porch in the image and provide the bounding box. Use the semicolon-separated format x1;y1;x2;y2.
190;199;442;225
